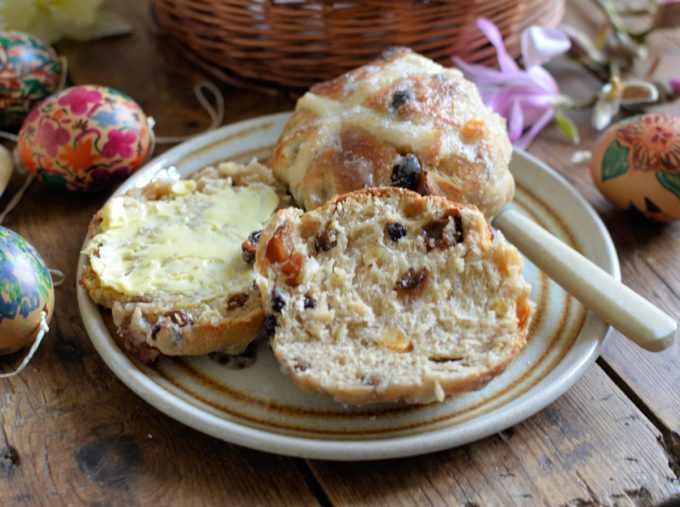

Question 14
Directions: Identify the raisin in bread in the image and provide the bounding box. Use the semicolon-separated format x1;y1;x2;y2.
254;188;534;404
81;160;287;363
267;47;513;218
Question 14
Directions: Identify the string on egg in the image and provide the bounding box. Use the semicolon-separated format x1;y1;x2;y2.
0;312;49;379
49;269;65;287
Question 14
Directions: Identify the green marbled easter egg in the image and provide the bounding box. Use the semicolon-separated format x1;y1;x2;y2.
0;226;54;354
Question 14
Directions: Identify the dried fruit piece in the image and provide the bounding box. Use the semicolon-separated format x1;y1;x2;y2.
395;267;429;294
421;213;463;251
293;359;310;372
391;154;421;190
303;295;317;309
227;292;249;310
266;224;292;263
491;297;508;317
462;119;486;141
385;222;407;242
378;326;413;353
315;228;338;252
165;310;193;327
391;90;414;110
151;310;193;342
421;220;445;250
281;251;306;286
271;289;286;313
241;230;261;263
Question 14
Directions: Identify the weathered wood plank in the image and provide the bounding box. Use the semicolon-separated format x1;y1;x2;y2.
309;367;680;506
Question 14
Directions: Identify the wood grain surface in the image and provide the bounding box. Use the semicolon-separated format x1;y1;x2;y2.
310;367;677;506
0;1;678;505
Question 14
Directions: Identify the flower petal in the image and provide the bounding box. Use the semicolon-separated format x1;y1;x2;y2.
521;25;571;68
526;65;559;94
620;80;659;105
453;57;539;89
561;26;606;64
592;94;621;130
452;57;507;85
515;107;555;149
507;99;525;142
487;86;551;120
477;18;519;73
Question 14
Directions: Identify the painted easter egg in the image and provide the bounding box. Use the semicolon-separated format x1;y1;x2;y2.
590;113;680;222
0;31;62;128
17;85;152;192
0;226;54;355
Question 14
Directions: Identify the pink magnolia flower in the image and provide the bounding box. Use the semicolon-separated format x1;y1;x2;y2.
453;19;570;148
102;130;136;159
36;121;70;157
58;87;102;115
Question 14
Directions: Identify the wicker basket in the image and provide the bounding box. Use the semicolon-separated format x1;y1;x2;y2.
152;0;565;91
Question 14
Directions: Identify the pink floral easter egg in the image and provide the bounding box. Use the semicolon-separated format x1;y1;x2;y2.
17;85;152;192
0;31;62;128
590;113;680;223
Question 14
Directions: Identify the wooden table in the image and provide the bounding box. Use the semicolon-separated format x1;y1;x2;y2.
1;2;679;505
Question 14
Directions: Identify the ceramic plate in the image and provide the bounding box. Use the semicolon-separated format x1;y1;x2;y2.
77;112;619;460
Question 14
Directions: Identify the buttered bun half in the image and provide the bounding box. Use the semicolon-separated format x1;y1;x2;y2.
81;160;288;363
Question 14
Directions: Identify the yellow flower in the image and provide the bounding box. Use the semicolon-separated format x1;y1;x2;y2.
0;0;129;44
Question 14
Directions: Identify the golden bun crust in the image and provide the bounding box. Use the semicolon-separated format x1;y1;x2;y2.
268;47;514;218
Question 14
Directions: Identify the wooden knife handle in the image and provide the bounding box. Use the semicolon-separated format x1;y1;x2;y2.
494;208;676;352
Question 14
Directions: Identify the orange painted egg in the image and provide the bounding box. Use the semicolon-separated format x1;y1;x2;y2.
0;226;54;355
590;113;680;222
17;85;152;192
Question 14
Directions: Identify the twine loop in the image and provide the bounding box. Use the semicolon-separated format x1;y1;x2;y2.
0;311;49;379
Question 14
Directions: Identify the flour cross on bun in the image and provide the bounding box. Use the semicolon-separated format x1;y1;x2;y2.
268;47;514;217
254;188;534;405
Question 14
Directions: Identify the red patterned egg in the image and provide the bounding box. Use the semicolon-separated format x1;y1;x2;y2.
590;113;680;222
0;226;54;355
17;85;152;192
0;31;62;128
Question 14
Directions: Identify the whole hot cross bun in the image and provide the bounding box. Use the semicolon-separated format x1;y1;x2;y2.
268;47;514;218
